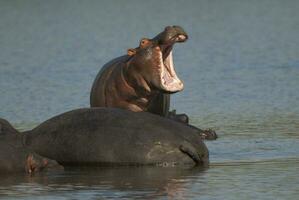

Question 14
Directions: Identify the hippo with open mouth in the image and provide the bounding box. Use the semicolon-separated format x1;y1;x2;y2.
90;26;217;139
90;26;187;116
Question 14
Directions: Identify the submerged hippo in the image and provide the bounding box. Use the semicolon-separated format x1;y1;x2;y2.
23;108;209;167
0;118;62;174
90;25;187;118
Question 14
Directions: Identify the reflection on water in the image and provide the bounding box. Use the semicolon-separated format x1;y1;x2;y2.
1;159;299;200
0;0;299;199
0;167;206;199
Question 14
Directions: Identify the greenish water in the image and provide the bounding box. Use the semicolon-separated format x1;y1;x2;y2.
0;0;299;199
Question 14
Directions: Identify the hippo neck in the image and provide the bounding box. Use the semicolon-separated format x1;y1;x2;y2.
120;62;160;111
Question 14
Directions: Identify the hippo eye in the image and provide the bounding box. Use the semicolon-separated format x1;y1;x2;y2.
139;38;150;48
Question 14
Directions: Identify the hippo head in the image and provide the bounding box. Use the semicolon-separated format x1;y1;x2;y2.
127;26;188;93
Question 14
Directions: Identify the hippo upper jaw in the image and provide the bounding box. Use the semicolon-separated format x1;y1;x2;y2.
155;35;186;93
153;25;188;45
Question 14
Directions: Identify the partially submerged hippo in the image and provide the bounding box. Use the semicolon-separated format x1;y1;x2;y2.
23;108;209;167
90;26;217;140
90;26;187;118
0;118;62;174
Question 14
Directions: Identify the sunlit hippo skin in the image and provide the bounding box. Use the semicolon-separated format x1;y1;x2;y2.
90;26;187;118
23;108;209;167
0;118;62;174
90;26;217;140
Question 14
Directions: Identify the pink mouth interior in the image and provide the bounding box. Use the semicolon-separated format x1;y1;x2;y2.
158;41;184;92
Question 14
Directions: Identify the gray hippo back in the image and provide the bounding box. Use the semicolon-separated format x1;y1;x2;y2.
24;108;209;167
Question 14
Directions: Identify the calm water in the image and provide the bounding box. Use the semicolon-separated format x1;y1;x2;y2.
0;0;299;199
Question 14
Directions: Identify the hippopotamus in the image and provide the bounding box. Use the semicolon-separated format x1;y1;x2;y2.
0;118;62;174
90;26;187;118
23;108;209;167
90;26;217;140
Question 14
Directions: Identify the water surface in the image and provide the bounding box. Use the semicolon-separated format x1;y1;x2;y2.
0;0;299;199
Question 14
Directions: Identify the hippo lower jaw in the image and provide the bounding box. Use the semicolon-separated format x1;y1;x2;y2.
156;36;185;93
160;50;184;93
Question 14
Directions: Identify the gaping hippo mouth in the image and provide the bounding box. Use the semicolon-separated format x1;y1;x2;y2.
157;34;187;93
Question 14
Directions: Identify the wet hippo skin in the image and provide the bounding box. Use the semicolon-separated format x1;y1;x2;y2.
23;108;209;167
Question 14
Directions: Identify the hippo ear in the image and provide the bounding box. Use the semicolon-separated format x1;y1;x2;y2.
127;48;137;56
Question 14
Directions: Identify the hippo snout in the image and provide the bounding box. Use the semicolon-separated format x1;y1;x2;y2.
154;25;188;45
176;34;188;42
172;25;188;42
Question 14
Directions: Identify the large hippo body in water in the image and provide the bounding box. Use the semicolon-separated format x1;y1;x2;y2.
24;108;209;167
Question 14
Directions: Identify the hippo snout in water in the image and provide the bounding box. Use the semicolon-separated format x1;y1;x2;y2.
0;118;62;174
